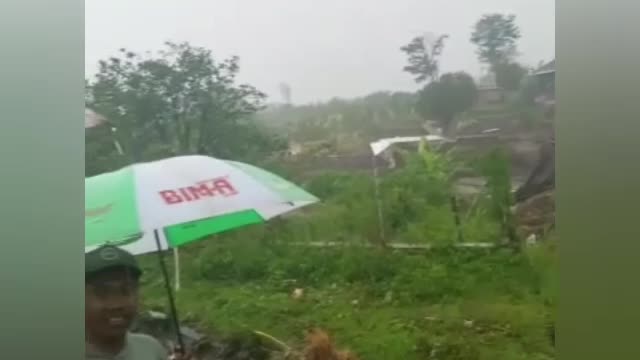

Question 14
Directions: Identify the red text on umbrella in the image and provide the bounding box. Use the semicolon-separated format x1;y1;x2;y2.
158;177;238;205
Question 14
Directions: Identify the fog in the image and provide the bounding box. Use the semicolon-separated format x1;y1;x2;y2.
86;0;555;104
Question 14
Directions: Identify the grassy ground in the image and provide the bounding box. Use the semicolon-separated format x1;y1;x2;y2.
139;152;555;359
140;240;556;360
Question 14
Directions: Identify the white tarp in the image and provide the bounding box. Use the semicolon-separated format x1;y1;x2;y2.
369;135;449;156
85;108;107;128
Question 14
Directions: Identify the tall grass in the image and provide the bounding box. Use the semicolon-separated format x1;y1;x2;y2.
138;147;556;359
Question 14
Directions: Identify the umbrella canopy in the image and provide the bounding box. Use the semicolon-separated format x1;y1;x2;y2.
85;155;318;254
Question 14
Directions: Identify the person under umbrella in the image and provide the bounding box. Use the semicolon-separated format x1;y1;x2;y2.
85;245;190;360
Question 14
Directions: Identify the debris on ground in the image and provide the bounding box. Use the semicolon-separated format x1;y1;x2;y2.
302;328;360;360
513;190;555;238
514;136;554;203
133;311;361;360
132;311;270;360
511;133;555;239
291;288;305;300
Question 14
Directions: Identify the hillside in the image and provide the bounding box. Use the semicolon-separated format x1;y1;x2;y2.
255;92;426;144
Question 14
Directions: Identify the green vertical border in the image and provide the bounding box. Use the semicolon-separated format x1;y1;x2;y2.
0;0;84;357
560;1;640;359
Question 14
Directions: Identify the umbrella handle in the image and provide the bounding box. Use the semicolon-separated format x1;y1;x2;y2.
153;229;186;353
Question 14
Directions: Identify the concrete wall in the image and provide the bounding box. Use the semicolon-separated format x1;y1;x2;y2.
476;88;505;108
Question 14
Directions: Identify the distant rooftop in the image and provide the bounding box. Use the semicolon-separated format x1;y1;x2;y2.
477;71;499;90
535;59;555;75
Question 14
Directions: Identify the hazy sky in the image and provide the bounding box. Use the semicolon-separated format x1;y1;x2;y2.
86;0;555;104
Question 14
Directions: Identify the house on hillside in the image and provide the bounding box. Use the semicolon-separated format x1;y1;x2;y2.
475;71;505;108
534;59;555;99
287;141;304;156
533;59;556;118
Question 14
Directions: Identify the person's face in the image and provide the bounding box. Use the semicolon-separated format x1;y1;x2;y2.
85;267;139;340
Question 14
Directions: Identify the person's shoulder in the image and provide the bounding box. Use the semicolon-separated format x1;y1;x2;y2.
128;332;162;343
127;333;168;357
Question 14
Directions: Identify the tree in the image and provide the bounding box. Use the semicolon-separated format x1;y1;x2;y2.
258;91;424;143
470;14;521;70
494;61;528;91
85;42;284;176
400;34;449;83
86;123;123;176
477;148;519;249
416;72;477;136
517;75;542;106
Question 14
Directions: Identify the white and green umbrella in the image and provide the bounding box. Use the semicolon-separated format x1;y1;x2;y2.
85;155;318;254
86;155;318;352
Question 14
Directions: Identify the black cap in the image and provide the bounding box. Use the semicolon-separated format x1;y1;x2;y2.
85;245;142;279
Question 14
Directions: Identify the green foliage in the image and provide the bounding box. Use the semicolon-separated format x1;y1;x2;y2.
375;144;459;242
400;34;449;83
85;42;285;175
471;14;521;69
256;91;423;143
516;75;543;107
476;148;518;245
417;72;478;135
172;241;540;299
85;125;128;176
525;239;557;306
507;75;547;127
142;241;555;360
305;171;372;199
136;146;555;360
85;36;556;360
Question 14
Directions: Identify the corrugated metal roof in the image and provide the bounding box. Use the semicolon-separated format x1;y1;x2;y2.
369;135;450;155
535;59;555;75
477;71;499;90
